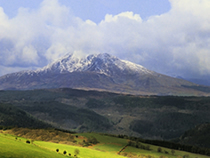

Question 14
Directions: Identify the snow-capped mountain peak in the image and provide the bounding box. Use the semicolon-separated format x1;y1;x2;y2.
37;53;153;76
0;53;203;96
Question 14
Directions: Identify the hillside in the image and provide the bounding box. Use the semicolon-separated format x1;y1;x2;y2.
1;53;210;95
1;88;210;141
178;123;210;148
1;128;210;158
0;133;67;158
0;103;52;129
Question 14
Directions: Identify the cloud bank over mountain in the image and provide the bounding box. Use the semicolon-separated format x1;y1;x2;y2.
0;0;210;79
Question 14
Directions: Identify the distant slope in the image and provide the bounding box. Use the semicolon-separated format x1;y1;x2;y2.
0;53;209;96
17;101;112;132
0;103;52;129
1;89;210;141
179;123;210;148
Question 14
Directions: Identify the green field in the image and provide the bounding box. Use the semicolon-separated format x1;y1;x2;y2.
1;130;210;158
0;133;66;158
0;132;123;158
35;141;123;158
75;133;128;152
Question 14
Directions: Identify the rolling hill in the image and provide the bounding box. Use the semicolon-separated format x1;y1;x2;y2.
1;88;210;141
1;128;210;158
0;103;52;129
178;123;210;148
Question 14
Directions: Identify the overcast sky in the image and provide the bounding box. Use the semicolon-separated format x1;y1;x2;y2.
0;0;210;79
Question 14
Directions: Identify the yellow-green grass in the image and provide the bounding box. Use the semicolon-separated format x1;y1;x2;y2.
35;141;124;158
0;133;66;158
74;133;210;158
74;133;128;152
149;144;210;158
77;133;210;158
1;131;210;158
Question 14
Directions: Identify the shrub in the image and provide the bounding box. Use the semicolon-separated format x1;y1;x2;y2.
122;152;128;156
87;136;99;144
74;149;80;156
26;140;30;144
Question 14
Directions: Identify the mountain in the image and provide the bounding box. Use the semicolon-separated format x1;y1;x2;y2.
0;53;210;95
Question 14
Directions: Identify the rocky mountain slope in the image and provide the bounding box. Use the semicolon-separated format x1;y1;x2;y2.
0;53;209;95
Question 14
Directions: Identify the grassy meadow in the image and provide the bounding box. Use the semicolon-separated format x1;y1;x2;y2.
0;132;66;158
35;141;123;158
1;129;210;158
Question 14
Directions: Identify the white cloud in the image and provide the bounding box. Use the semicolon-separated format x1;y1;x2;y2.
0;0;210;79
0;7;10;37
103;11;142;23
21;45;39;64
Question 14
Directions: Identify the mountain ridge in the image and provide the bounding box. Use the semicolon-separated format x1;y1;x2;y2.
0;53;209;96
35;53;154;75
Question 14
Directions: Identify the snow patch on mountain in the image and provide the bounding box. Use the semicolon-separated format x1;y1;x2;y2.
35;53;154;76
121;60;153;74
0;53;154;80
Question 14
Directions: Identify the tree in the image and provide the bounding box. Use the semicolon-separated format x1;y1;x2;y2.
87;136;99;145
74;149;80;156
26;140;30;144
157;147;162;153
63;150;67;155
164;150;169;154
56;149;59;152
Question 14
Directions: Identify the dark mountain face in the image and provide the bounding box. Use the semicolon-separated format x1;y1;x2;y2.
1;89;210;141
0;53;209;95
0;103;52;129
179;123;210;148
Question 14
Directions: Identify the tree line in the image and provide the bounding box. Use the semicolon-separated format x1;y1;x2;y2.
101;133;210;156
